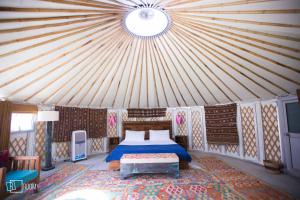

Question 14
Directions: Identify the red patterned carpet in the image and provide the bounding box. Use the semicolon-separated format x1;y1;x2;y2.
196;157;292;200
23;157;292;200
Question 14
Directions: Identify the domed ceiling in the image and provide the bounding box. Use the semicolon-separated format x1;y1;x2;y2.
0;0;299;108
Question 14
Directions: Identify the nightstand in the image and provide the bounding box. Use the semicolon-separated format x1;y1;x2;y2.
175;135;188;150
109;137;119;152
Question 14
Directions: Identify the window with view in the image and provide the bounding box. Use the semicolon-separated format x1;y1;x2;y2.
10;113;35;132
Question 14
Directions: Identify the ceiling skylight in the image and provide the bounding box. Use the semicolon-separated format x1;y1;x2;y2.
124;6;171;38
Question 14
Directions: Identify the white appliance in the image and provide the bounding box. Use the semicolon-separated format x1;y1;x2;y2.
71;130;87;162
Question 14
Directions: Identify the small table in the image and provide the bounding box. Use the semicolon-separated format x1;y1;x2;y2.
120;153;179;179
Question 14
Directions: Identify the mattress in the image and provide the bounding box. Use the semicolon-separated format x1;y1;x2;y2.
105;140;192;162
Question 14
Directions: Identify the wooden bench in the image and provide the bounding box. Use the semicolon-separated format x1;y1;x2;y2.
120;153;179;179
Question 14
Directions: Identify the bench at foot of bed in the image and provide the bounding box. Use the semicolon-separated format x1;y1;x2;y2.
108;158;189;171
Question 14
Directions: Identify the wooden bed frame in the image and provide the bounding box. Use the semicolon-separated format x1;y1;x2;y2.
108;120;189;170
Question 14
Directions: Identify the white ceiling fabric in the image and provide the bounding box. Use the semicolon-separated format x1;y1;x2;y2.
0;0;299;108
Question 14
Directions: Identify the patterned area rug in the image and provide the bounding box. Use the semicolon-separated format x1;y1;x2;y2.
18;157;292;200
40;169;244;200
196;157;292;200
37;163;87;193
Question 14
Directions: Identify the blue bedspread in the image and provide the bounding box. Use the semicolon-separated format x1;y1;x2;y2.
105;144;192;162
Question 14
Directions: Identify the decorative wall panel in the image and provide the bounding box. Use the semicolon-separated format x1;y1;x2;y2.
107;111;118;137
166;111;172;120
91;138;105;153
121;110;172;122
122;111;129;121
241;106;257;159
9;134;27;156
208;144;222;153
191;110;203;150
262;104;281;162
54;142;70;161
35;122;45;161
225;144;239;154
177;111;188;136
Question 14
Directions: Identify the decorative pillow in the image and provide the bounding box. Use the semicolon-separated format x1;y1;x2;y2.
124;130;145;142
0;150;9;168
149;130;170;141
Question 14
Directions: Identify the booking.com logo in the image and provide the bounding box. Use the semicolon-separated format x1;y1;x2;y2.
6;180;37;193
6;180;24;193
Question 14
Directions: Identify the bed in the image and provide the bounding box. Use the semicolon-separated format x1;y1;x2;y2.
105;121;191;170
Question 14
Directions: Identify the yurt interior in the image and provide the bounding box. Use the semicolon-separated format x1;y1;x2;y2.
0;0;300;199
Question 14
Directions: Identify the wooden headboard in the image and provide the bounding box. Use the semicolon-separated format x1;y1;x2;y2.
122;121;173;140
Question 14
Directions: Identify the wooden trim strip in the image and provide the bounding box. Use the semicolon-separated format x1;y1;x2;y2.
11;103;37;113
172;14;300;42
173;25;260;99
183;27;289;93
113;39;139;107
0;6;120;13
147;39;161;107
61;32;128;106
172;13;300;28
178;23;300;86
148;40;170;107
19;35;114;100
175;17;300;73
166;30;220;104
0;17;119;58
87;36;131;106
153;38;189;106
99;39;134;107
127;39;143;108
0;15;118;34
171;26;241;101
0;15;118;46
166;0;275;10
0;13;112;23
169;9;300;14
0;19;117;75
160;34;208;104
10;28;122;99
0;20;119;74
0;22;120;88
43;30;122;104
172;16;300;61
174;25;281;96
40;0;126;10
121;39;141;108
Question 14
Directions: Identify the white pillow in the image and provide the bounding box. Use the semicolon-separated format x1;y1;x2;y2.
124;130;145;142
149;130;170;141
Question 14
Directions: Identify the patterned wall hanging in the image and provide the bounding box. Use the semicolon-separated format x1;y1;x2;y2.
53;106;107;142
127;108;166;118
205;103;239;144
